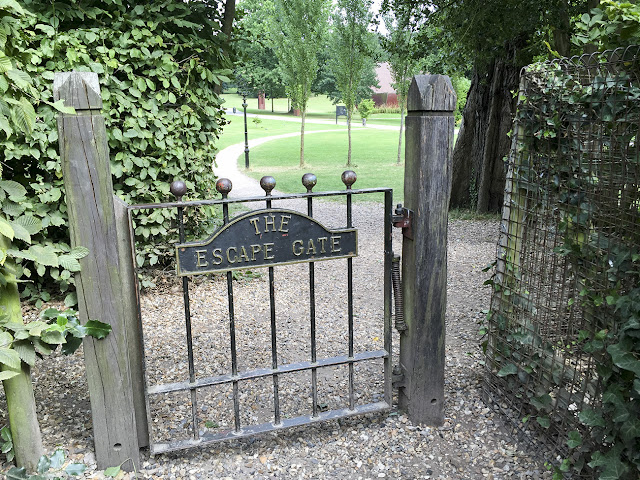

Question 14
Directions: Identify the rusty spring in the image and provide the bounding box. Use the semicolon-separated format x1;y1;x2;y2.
392;255;406;331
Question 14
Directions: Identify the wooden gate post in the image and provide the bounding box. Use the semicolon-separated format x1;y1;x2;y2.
399;75;456;425
54;72;142;470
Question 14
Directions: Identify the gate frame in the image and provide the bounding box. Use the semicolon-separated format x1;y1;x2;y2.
128;178;394;454
55;72;453;469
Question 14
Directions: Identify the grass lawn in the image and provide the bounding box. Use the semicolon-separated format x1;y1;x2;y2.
221;93;403;127
215;114;345;152
244;128;406;202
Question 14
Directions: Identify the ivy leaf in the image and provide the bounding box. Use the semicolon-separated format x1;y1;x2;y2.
5;467;28;480
619;418;640;444
36;454;51;474
64;463;86;476
49;449;65;469
599;458;628;480
61;335;83;355
84;319;112;339
104;466;121;477
496;363;518;377
606;343;640;376
578;408;606;428
11;339;36;366
536;416;550;428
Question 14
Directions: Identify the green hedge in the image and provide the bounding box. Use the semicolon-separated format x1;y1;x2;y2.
2;0;233;305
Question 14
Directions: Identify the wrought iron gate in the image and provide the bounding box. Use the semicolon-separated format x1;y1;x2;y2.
128;172;394;454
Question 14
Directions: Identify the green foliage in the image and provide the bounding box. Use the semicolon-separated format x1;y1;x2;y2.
1;0;233;303
357;98;375;120
450;75;471;125
0;308;111;381
1;426;13;463
328;0;377;116
235;0;287;100
573;1;640;51
488;54;640;479
5;449;86;478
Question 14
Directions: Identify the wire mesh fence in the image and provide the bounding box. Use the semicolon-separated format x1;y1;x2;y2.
483;46;640;475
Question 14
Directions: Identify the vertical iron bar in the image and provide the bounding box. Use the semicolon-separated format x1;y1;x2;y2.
222;200;241;433
259;177;281;426
308;195;318;417
384;191;393;405
177;205;199;440
347;189;355;411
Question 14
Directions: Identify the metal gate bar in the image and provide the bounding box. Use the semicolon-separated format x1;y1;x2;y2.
129;180;394;455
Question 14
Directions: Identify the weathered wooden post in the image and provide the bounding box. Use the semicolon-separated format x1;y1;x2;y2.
398;75;456;425
54;72;143;470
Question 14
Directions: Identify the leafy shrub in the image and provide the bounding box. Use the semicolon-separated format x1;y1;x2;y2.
2;0;234;304
357;98;375;120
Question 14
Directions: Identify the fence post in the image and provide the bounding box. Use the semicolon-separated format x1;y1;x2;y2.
399;75;456;425
54;72;141;470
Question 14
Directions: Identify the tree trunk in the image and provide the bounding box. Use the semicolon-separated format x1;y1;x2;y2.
214;0;236;95
347;110;352;166
397;99;405;165
449;51;521;213
0;235;43;472
300;109;306;167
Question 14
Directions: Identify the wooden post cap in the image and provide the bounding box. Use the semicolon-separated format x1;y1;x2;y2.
53;72;103;110
407;75;456;113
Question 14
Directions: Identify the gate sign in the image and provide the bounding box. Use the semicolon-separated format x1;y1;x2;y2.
176;208;357;276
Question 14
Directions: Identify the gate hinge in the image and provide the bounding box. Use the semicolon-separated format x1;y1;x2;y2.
392;204;413;240
392;364;405;389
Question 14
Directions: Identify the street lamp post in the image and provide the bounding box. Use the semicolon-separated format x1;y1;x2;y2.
242;93;250;169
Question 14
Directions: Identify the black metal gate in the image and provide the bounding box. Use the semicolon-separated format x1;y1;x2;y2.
128;172;394;455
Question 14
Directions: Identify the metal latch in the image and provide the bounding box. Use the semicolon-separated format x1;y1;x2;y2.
392;204;413;240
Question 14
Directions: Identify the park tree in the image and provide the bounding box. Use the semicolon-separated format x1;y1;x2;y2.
382;8;423;165
328;0;377;166
235;0;287;110
270;0;330;167
382;0;597;212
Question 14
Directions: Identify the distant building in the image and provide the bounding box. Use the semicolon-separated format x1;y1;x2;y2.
371;63;398;107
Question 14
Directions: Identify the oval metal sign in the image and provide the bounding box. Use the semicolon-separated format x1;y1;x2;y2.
176;208;358;276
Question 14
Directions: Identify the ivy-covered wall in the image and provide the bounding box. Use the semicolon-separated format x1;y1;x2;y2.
2;0;233;305
484;46;640;479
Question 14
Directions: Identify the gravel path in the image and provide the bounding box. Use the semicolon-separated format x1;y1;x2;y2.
0;138;552;479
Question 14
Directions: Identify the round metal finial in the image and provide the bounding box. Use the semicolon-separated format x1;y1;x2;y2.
170;180;187;200
260;176;276;195
302;173;317;192
215;178;232;197
341;170;357;189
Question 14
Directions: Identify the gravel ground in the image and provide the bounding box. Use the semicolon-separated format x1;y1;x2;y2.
0;199;554;479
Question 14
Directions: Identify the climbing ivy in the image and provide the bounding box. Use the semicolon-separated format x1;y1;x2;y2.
2;0;234;303
488;55;640;480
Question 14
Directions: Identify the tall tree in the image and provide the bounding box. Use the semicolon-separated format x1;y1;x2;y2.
382;9;423;165
329;0;377;166
236;0;287;110
382;0;596;212
270;0;330;167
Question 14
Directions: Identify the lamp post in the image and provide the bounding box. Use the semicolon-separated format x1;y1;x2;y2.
242;92;250;169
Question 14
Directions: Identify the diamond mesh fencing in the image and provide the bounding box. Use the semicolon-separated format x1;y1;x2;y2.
483;46;640;471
